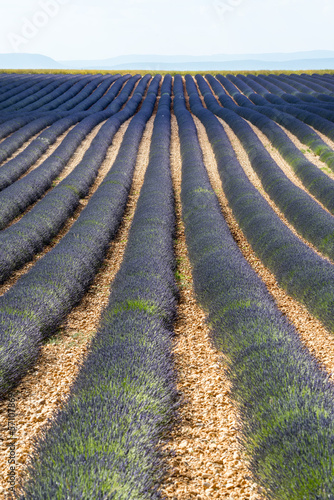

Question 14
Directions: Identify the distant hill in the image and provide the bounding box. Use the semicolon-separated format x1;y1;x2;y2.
60;51;334;70
1;51;334;71
84;58;334;72
0;53;63;69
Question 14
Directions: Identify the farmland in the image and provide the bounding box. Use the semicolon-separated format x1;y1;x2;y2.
0;71;334;498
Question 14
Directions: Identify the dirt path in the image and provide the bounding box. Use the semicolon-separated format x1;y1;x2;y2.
160;115;262;500
0;115;155;499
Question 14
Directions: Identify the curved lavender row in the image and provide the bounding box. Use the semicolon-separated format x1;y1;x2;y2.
0;75;59;101
19;83;178;500
221;75;334;168
188;77;334;334
0;77;123;190
271;74;315;95
0;75;65;111
278;74;334;102
231;102;334;215
0;113;66;164
0;77;154;284
6;75;79;112
0;75;146;230
288;74;332;94
0;74;131;121
235;74;289;105
312;74;334;92
268;74;334;103
174;77;334;500
85;73;133;113
17;74;90;112
193;76;334;261
67;74;121;112
210;75;334;170
238;75;334;122
0;113;83;191
0;115;43;140
254;101;334;144
0;75;55;109
250;75;304;104
49;75;106;112
0;75;43;100
0;74;133;122
17;74;95;113
0;75;159;400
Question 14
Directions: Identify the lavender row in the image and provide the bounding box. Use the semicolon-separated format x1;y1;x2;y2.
174;76;334;499
188;77;334;333
66;74;122;112
237;75;334;122
0;114;82;191
5;75;83;112
229;99;334;215
0;113;66;165
0;74;47;101
0;76;125;191
0;75;159;400
20;80;178;500
194;76;334;261
16;74;94;113
0;76;153;286
0;74;92;114
0;74;146;230
0;74;129;121
49;75;108;112
0;74;57;109
0;74;130;122
0;74;74;111
8;74;95;113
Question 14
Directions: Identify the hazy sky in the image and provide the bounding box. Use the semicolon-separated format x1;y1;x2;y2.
1;0;333;61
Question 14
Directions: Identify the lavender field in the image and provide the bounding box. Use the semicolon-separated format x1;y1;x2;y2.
1;71;334;499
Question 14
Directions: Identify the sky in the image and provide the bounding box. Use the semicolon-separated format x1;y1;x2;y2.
0;0;333;61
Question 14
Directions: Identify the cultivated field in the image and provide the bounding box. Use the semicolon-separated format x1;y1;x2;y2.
1;71;334;499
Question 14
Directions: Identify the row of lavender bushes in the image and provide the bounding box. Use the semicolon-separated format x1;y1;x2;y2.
18;74;119;114
174;75;334;499
0;74;145;230
0;75;159;399
0;74;135;194
0;74;50;101
232;98;334;214
195;75;334;261
18;77;178;500
0;73;125;120
187;76;334;338
0;74;68;110
214;74;334;168
5;74;89;112
0;76;153;285
0;74;96;112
